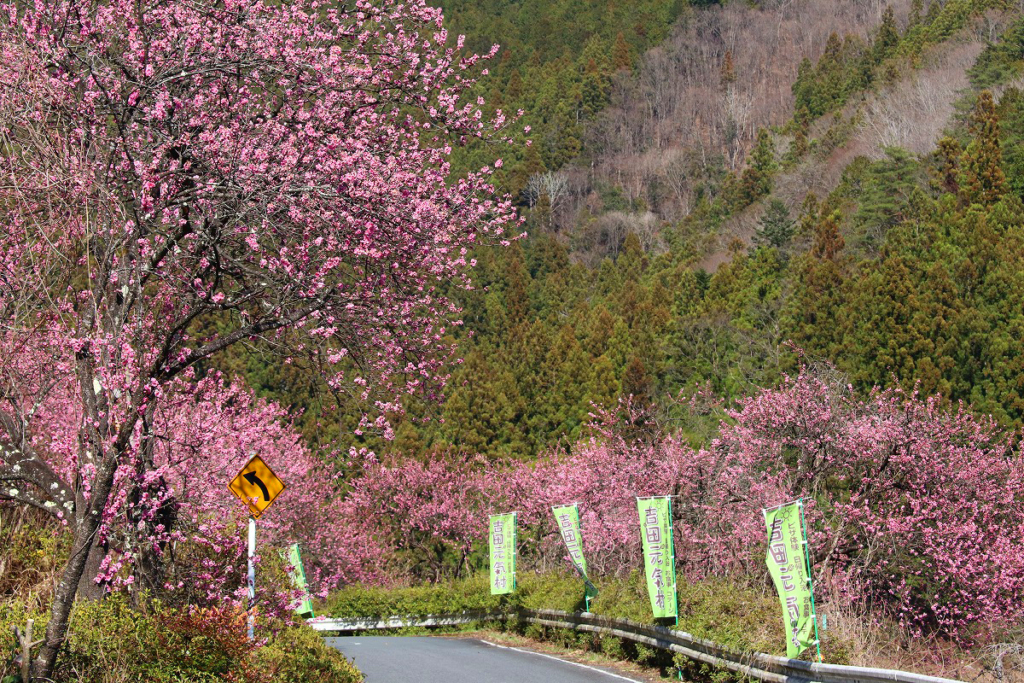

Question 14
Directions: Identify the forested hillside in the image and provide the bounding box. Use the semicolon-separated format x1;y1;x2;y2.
225;0;1024;460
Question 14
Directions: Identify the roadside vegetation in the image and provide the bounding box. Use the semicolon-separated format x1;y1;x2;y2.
1;510;361;683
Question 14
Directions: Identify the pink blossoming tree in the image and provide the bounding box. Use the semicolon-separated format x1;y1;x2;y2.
336;371;1024;643
0;0;515;674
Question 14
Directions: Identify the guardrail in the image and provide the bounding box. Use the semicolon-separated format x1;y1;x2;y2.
310;609;963;683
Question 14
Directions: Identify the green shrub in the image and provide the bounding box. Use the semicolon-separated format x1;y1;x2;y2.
14;595;364;683
254;626;361;683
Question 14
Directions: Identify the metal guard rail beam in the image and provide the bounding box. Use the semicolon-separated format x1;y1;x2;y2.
309;609;963;683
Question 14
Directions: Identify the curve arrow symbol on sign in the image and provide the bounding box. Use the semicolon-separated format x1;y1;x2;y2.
243;472;271;501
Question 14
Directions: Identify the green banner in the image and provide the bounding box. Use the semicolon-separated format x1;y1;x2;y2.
282;543;314;619
637;497;677;619
764;501;817;658
489;512;517;595
552;504;598;600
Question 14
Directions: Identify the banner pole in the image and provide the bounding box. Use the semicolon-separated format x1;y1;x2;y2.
247;516;256;641
669;496;678;626
578;504;592;612
512;511;518;592
797;500;822;663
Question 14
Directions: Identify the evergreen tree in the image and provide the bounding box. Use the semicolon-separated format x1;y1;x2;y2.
617;232;648;282
908;0;924;28
996;87;1024;199
739;128;777;204
586;354;620;409
621;355;654;405
811;210;846;261
936;136;962;196
720;49;737;89
754;199;795;250
783;210;847;361
853;148;920;250
612;31;633;70
960;91;1007;205
873;6;900;63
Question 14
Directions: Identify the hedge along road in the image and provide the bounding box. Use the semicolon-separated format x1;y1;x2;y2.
325;636;647;683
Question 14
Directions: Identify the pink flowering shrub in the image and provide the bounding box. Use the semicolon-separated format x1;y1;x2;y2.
339;453;494;581
338;369;1024;643
717;371;1024;639
1;342;373;614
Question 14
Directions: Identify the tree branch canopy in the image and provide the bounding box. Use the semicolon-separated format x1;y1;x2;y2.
0;0;518;675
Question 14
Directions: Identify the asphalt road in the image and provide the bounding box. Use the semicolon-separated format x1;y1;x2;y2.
325;635;645;683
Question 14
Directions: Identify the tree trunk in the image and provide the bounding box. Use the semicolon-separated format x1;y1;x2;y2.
32;514;100;679
133;494;178;603
75;540;108;601
32;458;117;680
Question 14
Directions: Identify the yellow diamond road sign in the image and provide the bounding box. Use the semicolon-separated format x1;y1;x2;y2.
228;455;286;518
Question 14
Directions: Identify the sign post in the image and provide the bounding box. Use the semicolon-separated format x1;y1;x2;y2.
247;516;256;640
228;455;287;640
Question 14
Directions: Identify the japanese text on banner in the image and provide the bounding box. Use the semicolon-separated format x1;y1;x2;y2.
764;502;817;658
637;497;677;619
489;512;517;595
552;504;587;576
552;504;598;600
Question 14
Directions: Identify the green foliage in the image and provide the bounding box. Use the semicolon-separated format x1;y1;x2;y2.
913;0;1013;51
792;33;869;120
437;0;689;195
205;0;1024;465
848;148;924;252
794;0;1000;124
326;571;786;655
959;91;1007;206
737;129;778;204
0;590;360;683
254;626;363;683
0;507;70;608
968;17;1024;89
997;87;1024;199
753;200;795;251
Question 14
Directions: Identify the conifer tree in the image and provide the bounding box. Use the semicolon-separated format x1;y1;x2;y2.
504;247;532;330
754;200;796;250
582;306;617;357
617;233;648;283
960;91;1007;205
783;210;847;361
621;356;654;406
612;32;633;70
587;354;621;409
936;136;962;196
811;210;846;261
721;50;737;89
739;129;777;204
873;6;900;63
909;0;924;27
